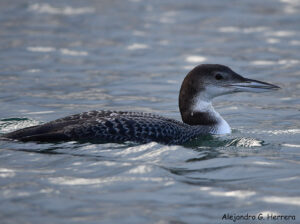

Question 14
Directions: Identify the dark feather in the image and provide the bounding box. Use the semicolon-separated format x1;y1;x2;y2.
3;110;211;144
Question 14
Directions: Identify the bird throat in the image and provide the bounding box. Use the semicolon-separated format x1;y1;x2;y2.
179;96;231;134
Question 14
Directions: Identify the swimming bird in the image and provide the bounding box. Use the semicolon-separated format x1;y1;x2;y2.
3;64;279;145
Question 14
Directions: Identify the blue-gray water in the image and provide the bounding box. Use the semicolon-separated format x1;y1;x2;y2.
0;0;300;223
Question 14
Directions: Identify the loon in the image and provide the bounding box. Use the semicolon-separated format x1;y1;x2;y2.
3;64;279;145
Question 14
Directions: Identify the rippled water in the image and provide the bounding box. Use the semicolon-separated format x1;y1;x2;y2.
0;0;300;223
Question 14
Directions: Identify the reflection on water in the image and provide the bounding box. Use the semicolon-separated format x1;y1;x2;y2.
29;3;95;15
0;0;300;223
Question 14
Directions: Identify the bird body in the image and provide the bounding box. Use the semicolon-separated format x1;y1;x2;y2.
4;110;215;144
3;64;279;145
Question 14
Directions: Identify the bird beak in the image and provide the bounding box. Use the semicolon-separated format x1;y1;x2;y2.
227;78;280;93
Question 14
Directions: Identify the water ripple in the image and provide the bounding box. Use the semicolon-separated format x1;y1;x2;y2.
29;3;95;15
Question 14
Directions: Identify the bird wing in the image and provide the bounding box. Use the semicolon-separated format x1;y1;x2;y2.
3;111;192;144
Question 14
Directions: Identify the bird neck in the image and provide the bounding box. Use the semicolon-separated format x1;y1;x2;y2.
179;91;231;134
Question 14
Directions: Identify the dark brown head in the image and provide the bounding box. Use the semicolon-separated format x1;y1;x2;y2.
179;64;280;125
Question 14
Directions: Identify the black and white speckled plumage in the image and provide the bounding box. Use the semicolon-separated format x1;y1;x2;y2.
3;64;279;145
4;110;213;144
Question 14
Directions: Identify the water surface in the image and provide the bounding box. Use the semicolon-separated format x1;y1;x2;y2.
0;0;300;223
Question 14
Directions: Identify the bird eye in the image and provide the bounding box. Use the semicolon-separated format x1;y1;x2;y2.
215;74;223;80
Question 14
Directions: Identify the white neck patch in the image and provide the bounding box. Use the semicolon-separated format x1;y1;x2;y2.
215;117;231;134
192;96;231;134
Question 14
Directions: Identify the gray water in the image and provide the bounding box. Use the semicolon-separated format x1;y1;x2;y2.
0;0;300;223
